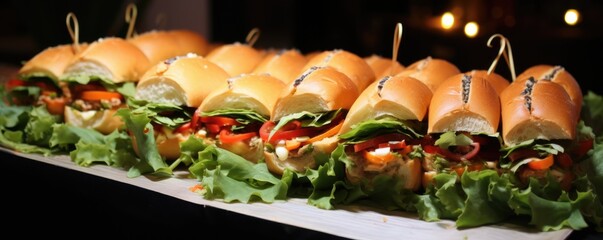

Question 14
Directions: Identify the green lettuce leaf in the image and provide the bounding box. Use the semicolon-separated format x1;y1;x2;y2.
69;130;139;168
125;100;191;129
269;109;341;140
0;104;30;129
23;106;61;147
6;86;41;105
298;144;419;212
435;132;473;149
49;124;105;150
456;170;513;228
60;74;136;99
415;173;462;221
201;108;268;124
0;103;54;155
582;91;603;137
116;108;171;178
186;137;288;203
529;191;591;231
339;117;423;143
0;130;53;155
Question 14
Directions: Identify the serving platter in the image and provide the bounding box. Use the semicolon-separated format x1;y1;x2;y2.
0;147;572;240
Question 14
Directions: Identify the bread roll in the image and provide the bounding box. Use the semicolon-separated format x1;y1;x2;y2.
168;29;210;56
128;30;183;65
364;54;405;80
272;66;359;121
396;56;460;93
301;49;376;91
136;53;231;107
428;73;500;134
18;44;87;82
252;49;308;84
205;42;264;76
200;74;286;117
500;77;576;145
465;70;510;96
61;37;150;83
340;75;432;134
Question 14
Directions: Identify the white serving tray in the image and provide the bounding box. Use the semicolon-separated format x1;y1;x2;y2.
0;147;572;240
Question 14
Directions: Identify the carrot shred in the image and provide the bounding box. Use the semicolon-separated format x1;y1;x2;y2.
188;184;203;192
306;121;343;144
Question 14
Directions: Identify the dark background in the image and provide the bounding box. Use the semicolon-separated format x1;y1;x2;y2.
1;0;602;95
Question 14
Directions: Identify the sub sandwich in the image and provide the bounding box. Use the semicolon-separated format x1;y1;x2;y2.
338;75;432;191
261;66;359;175
61;37;150;134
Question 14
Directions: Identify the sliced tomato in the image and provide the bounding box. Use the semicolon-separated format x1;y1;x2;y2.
423;145;441;154
71;83;105;95
31;81;58;92
556;153;573;169
81;91;122;101
190;109;201;130
572;139;594;159
201;116;239;127
527;154;554;170
205;123;221;134
259;121;276;140
272;128;314;143
173;122;192;134
399;145;413;155
378;141;407;150
6;79;26;89
353;133;410;153
219;129;256;144
389;141;408;150
259;120;314;144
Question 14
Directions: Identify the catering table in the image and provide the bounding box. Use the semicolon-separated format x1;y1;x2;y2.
3;147;598;239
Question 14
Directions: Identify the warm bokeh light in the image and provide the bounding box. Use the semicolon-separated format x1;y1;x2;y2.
564;9;580;26
441;12;454;29
464;22;479;38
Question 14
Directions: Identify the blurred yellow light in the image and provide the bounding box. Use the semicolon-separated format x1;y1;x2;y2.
441;12;454;29
464;22;479;38
564;9;580;26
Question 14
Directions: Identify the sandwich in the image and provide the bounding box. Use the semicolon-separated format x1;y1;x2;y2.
60;37;151;134
499;77;577;190
251;49;308;84
364;54;405;80
205;42;264;76
422;73;502;187
395;56;460;93
126;53;231;160
301;49;376;92
8;44;87;115
261;66;359;175
337;75;432;191
197;73;286;162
